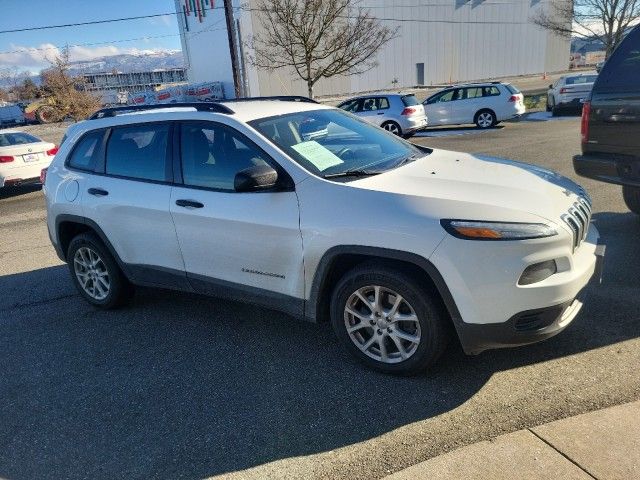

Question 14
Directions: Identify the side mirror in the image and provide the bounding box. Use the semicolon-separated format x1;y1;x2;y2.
234;164;278;192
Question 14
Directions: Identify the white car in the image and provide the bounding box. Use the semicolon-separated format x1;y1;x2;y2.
0;129;58;188
547;72;598;116
44;98;603;375
337;93;428;137
423;82;526;128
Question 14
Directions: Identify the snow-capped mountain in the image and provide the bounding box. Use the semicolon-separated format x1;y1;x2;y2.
67;51;185;75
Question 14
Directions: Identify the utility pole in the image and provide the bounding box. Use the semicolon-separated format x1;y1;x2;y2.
223;0;241;98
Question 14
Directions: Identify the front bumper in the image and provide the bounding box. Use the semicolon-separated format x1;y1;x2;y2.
430;223;602;355
574;153;640;187
455;242;604;355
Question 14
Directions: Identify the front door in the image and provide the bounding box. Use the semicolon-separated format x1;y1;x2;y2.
169;121;305;316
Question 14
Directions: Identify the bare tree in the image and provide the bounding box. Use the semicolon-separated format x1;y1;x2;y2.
39;48;101;122
249;0;398;98
532;0;640;57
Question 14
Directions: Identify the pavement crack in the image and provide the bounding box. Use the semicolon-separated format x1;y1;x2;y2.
1;293;78;314
528;429;599;479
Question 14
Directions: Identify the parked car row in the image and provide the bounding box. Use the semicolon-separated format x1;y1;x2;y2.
337;81;526;136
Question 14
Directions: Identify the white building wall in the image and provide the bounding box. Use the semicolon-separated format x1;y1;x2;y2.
176;0;570;98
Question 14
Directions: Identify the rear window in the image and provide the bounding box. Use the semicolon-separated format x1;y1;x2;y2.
401;94;419;106
595;27;640;92
0;132;40;146
504;84;520;94
565;75;598;85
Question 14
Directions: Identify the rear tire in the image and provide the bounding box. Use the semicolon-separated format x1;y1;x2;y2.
330;262;449;375
623;185;640;215
381;121;402;136
67;232;134;309
474;110;496;129
35;106;58;124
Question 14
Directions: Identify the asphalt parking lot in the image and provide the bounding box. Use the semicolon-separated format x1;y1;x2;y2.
1;115;639;480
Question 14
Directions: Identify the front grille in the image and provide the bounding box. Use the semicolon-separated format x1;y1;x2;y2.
561;196;592;251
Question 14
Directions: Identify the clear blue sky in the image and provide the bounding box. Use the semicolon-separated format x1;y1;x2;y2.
0;0;182;72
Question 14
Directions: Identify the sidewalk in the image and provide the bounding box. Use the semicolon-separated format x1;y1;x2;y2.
385;400;640;480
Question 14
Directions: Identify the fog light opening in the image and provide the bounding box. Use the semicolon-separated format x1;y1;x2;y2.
518;260;558;286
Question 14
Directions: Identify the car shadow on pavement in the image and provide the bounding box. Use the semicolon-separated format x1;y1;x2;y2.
0;184;42;200
0;211;638;479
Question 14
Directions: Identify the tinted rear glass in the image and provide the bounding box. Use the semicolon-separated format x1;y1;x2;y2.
595;26;640;92
106;124;169;181
566;75;598;85
401;95;419;106
504;84;520;94
0;132;40;146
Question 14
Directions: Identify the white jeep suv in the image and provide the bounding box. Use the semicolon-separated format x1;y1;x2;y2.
44;98;603;375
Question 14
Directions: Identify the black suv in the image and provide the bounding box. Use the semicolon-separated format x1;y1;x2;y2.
573;25;640;213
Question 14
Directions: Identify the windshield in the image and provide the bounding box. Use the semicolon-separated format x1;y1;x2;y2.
249;109;424;178
0;132;41;147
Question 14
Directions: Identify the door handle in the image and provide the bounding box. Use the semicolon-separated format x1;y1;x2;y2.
377;112;384;115
88;188;109;197
176;199;204;208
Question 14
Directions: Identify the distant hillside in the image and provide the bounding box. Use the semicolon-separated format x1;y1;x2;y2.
67;51;185;75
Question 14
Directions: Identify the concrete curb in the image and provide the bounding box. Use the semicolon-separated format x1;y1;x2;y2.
384;400;640;480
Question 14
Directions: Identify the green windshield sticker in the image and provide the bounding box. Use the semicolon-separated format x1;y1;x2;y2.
291;141;344;171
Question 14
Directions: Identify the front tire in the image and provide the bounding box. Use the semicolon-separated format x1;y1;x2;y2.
474;110;496;129
623;185;640;215
330;263;449;375
67;232;134;309
381;121;402;136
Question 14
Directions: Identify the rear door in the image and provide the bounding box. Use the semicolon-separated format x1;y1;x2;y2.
169;120;304;315
83;121;187;288
453;87;482;124
589;26;640;158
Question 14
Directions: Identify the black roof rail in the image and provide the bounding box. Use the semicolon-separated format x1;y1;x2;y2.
221;95;319;104
88;102;234;120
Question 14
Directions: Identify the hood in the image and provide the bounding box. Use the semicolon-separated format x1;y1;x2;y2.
350;149;589;225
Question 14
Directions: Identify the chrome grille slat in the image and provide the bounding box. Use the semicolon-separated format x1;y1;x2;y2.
562;196;592;251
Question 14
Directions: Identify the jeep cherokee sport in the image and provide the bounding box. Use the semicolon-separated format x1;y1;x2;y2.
44;98;604;375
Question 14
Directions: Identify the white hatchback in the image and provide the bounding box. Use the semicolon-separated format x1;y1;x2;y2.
423;82;525;128
0;130;58;188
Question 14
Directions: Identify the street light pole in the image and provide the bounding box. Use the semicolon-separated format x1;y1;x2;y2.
223;0;241;98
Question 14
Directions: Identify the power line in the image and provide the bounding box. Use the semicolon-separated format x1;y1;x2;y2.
0;0;550;35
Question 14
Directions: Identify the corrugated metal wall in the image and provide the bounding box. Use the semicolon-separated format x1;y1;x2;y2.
243;0;570;97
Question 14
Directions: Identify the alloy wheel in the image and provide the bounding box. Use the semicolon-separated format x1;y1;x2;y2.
73;246;110;300
477;112;494;128
383;123;401;135
344;285;422;364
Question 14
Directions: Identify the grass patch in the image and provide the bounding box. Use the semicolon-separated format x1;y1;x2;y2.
524;93;547;111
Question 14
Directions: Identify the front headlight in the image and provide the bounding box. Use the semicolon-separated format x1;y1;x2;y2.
440;220;557;240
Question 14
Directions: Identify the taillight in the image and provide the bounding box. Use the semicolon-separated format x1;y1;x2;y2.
401;107;416;116
46;146;59;156
581;101;591;144
40;168;48;184
508;95;518;102
560;87;569;94
0;156;14;163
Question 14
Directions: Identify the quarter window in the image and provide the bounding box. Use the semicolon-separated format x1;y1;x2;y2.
67;130;103;171
105;124;169;181
482;86;501;97
180;122;270;191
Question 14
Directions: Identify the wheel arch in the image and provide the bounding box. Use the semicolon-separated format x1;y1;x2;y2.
55;214;132;278
307;246;462;328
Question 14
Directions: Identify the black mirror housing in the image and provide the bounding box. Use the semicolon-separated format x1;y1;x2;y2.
234;164;279;192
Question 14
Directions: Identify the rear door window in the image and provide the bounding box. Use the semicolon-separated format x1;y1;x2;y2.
482;86;501;97
105;123;170;182
595;27;640;92
465;87;483;99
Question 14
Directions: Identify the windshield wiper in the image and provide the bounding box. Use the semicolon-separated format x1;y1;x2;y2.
323;169;382;179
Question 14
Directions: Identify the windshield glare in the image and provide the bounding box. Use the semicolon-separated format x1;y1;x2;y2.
249;109;422;178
